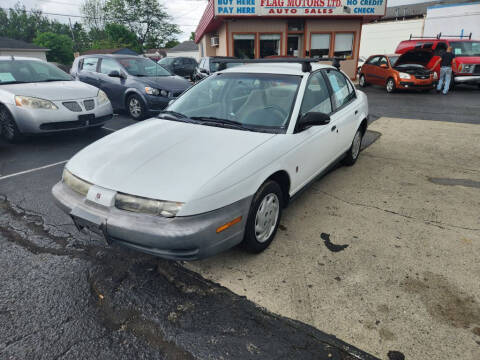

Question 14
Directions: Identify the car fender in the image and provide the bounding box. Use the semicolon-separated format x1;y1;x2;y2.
123;87;147;107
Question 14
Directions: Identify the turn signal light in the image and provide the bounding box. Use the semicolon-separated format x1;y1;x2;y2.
216;216;242;233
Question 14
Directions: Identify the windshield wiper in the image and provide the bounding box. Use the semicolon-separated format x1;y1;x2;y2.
0;81;28;85
190;116;249;130
40;79;71;82
158;111;198;123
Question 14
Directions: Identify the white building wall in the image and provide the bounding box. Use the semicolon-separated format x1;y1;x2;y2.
0;50;47;60
423;3;480;38
359;18;425;57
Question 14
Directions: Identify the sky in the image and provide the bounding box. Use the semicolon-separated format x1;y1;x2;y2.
2;0;430;42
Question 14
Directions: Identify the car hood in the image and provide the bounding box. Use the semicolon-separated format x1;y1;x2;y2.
2;80;99;100
395;50;433;67
454;56;480;64
139;76;191;91
66;119;276;202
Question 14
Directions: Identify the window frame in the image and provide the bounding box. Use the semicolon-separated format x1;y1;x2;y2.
259;33;282;58
81;57;100;72
333;32;355;59
232;32;257;59
98;57;122;75
309;32;332;58
299;69;334;119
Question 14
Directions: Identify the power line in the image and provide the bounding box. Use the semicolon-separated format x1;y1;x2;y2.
0;7;199;25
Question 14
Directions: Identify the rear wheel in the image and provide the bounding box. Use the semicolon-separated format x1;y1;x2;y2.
0;106;23;142
359;74;367;87
343;128;363;166
386;78;396;93
127;94;147;120
242;180;283;253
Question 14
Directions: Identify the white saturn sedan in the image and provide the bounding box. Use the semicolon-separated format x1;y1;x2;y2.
52;59;369;260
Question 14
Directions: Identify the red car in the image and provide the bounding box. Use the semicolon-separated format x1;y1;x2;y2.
396;35;480;88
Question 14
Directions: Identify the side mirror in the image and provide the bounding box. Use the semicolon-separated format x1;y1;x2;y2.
108;70;122;78
380;63;388;69
296;112;330;132
200;68;208;74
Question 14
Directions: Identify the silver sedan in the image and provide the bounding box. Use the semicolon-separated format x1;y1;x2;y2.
0;56;113;142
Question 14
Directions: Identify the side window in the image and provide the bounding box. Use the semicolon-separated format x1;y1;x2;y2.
199;59;205;68
366;56;380;66
99;58;121;75
82;57;99;72
300;71;332;115
325;69;355;109
378;56;388;67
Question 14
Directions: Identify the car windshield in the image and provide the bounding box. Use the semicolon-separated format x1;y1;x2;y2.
0;60;71;84
451;41;480;56
158;57;174;65
167;73;301;132
389;56;399;66
118;57;171;76
209;61;242;73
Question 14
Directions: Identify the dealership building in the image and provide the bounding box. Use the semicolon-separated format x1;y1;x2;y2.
194;0;386;78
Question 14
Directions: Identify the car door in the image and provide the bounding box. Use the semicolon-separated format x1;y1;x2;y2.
324;68;360;156
377;56;390;85
97;58;126;109
289;71;338;191
77;57;100;87
363;56;381;84
172;58;187;77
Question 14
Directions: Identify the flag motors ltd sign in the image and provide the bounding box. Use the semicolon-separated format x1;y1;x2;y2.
215;0;386;16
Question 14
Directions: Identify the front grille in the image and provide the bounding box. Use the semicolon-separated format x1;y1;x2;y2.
83;99;95;111
415;74;430;80
473;65;480;75
63;101;82;112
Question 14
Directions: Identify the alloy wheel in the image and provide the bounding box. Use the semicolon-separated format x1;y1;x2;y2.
386;79;394;93
0;110;15;140
359;75;365;87
129;97;142;118
255;193;280;243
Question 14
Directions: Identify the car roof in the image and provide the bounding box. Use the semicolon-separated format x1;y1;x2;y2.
219;62;334;76
0;56;43;61
79;54;140;59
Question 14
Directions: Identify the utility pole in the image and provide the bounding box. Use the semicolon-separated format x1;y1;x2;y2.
68;17;78;53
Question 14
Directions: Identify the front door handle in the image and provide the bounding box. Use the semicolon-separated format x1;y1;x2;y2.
355;110;358;115
331;125;337;132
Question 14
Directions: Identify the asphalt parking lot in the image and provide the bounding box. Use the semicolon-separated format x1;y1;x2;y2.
1;85;480;359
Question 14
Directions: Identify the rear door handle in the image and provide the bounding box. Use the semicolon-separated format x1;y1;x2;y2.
331;125;337;132
355;110;359;115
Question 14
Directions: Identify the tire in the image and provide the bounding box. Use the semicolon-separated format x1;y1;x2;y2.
342;127;363;166
242;180;283;253
386;78;396;93
126;94;147;120
0;106;23;143
359;74;367;87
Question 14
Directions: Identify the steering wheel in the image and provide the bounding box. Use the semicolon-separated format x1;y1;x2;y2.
262;105;288;119
244;105;288;127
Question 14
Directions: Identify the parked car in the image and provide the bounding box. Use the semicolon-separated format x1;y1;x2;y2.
53;59;369;260
0;56;113;142
192;56;238;82
357;56;366;76
396;36;480;88
158;57;198;80
71;55;191;120
359;53;436;93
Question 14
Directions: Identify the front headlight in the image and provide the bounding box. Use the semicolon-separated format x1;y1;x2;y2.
399;72;411;79
145;87;169;97
115;193;184;218
15;96;58;110
97;90;110;105
459;64;474;73
62;169;91;196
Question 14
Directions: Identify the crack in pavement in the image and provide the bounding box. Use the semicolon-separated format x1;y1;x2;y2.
316;190;480;232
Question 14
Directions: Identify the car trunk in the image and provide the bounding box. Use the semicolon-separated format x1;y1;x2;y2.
394;50;434;79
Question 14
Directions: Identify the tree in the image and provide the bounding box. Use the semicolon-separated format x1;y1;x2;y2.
103;0;180;49
92;24;141;53
165;40;180;49
80;0;106;32
34;32;74;65
189;32;195;41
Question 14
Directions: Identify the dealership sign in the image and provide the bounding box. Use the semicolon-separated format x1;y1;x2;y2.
215;0;386;16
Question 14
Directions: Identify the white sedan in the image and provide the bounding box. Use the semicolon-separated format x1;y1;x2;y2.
52;60;369;260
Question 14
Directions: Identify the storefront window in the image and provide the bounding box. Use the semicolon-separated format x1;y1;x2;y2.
260;34;281;58
310;34;330;58
334;33;354;58
234;34;255;59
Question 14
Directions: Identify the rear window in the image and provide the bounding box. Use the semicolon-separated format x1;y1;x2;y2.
81;58;99;72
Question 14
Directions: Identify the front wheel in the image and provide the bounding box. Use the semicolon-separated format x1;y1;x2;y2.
343;128;363;166
127;94;147;120
0;106;23;142
386;78;396;93
242;181;283;253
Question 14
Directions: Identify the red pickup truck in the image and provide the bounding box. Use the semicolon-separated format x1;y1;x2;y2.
395;37;480;88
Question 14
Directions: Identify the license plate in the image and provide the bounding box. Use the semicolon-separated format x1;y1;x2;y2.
70;206;109;242
78;113;95;125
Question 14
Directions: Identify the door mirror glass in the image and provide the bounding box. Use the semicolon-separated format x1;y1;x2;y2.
297;112;330;131
108;70;121;77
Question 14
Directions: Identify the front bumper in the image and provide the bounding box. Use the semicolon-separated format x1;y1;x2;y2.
7;101;113;134
454;75;480;84
398;81;434;89
52;181;251;260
